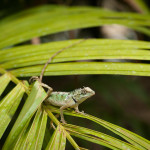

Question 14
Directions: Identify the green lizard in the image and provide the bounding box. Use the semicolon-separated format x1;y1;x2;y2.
31;39;95;123
45;87;95;123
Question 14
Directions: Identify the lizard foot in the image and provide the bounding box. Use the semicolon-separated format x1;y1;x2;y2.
61;118;67;124
50;122;56;130
75;109;85;115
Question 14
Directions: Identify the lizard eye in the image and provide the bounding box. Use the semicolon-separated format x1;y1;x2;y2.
81;90;86;94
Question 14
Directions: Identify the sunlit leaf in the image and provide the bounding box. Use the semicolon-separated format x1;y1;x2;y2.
0;39;149;77
0;73;11;96
46;125;66;150
81;114;150;150
46;105;150;150
0;5;150;49
1;39;150;69
13;119;31;150
42;125;52;149
10;61;150;77
65;124;138;150
3;81;47;150
30;108;47;150
45;108;80;150
18;107;47;150
0;83;25;138
0;3;150;150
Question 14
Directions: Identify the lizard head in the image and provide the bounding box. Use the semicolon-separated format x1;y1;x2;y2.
71;87;95;105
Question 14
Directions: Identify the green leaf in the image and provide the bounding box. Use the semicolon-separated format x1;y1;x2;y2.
0;3;150;150
19;107;47;150
13;104;47;150
1;5;150;49
30;108;47;150
42;125;53;149
0;73;11;96
45;108;80;150
1;39;149;77
13;119;31;150
1;39;150;69
65;124;138;150
33;109;48;150
0;83;25;138
11;62;150;77
81;114;150;150
46;105;150;150
46;125;66;150
83;115;150;150
2;81;47;150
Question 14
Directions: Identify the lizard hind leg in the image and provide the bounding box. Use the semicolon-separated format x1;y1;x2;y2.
50;114;60;130
40;82;53;100
29;76;53;99
41;82;53;94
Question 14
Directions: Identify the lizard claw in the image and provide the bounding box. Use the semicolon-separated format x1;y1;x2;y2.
61;118;67;124
50;122;56;130
81;110;85;114
75;109;85;115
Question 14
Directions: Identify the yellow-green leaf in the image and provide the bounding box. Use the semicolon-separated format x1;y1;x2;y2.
13;120;31;150
32;109;48;150
46;105;150;150
11;62;150;77
2;81;47;150
45;107;80;150
1;39;150;69
0;73;11;96
20;107;47;150
0;83;25;138
46;125;66;150
65;124;138;150
0;5;150;49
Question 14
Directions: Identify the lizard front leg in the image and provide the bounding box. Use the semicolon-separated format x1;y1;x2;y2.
60;104;71;124
74;106;85;114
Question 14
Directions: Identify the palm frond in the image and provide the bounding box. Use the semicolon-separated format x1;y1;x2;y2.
0;82;25;138
0;4;150;150
0;73;11;96
0;39;150;77
0;5;150;49
64;124;138;150
46;105;150;150
2;81;46;149
46;125;66;150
